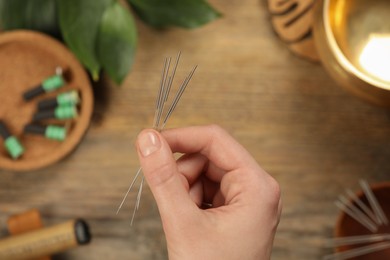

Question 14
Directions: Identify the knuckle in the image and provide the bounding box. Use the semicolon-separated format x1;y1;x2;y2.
207;124;226;136
250;170;281;208
146;161;176;187
266;176;282;206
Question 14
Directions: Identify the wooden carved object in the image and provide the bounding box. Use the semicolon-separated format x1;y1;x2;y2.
268;0;319;61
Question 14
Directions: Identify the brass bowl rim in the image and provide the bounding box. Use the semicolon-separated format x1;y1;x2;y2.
322;0;390;91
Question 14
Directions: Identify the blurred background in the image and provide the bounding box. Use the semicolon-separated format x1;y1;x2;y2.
0;0;389;259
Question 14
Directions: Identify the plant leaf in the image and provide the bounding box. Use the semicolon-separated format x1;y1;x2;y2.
0;0;59;35
58;0;113;80
97;2;137;85
127;0;221;29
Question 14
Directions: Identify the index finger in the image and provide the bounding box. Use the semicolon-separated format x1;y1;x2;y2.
162;125;260;173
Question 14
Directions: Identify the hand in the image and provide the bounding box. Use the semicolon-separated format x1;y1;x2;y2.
136;125;282;260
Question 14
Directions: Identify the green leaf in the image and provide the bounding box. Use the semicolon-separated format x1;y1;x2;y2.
0;0;59;35
58;0;113;80
97;2;137;85
127;0;221;29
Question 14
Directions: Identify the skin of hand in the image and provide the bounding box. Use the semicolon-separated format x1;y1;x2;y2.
136;125;282;260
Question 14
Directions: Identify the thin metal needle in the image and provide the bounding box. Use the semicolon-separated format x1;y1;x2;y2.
164;51;181;103
335;201;377;232
136;177;145;210
360;179;388;225
117;53;196;226
338;195;378;231
323;241;390;260
162;65;197;129
324;233;390;247
156;57;172;128
153;58;169;128
131;176;145;226
117;57;169;215
116;167;143;214
131;57;195;224
345;189;381;225
130;58;176;222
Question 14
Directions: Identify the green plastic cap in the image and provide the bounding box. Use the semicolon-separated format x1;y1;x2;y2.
54;105;78;119
45;126;67;141
4;136;24;159
57;91;80;106
42;75;65;92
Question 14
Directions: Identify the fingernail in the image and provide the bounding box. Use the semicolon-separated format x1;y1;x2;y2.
138;131;161;157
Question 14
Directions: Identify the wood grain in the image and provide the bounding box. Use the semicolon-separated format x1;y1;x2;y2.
0;1;390;259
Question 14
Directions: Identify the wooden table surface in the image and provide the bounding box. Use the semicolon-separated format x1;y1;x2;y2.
1;1;390;259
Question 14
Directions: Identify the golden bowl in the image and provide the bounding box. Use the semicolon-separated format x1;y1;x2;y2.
313;0;390;107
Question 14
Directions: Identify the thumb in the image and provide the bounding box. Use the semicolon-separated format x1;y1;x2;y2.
136;129;193;222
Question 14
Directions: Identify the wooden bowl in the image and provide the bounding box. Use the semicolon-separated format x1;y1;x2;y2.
0;30;93;171
335;182;390;259
313;0;390;107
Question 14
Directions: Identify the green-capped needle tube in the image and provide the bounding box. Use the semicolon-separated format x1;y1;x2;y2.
24;124;67;141
42;75;65;92
38;90;80;110
23;69;65;101
55;105;77;119
4;137;24;159
33;105;78;121
46;125;66;141
0;121;24;159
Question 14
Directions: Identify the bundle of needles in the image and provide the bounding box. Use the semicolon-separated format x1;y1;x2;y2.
323;180;390;260
116;52;197;224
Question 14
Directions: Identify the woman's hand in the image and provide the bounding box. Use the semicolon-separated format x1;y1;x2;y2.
136;125;282;260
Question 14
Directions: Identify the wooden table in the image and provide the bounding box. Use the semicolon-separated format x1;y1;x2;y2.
1;1;390;259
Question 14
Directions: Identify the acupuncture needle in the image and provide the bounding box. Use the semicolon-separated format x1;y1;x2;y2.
324;233;390;247
155;57;172;128
116;57;171;215
116;167;142;214
129;64;197;224
128;68;169;223
131;177;144;225
338;195;378;231
323;241;390;260
345;189;381;225
116;58;172;214
335;201;377;232
129;58;173;224
359;179;389;225
153;58;168;127
117;53;197;223
162;65;197;128
164;51;181;102
131;62;197;222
